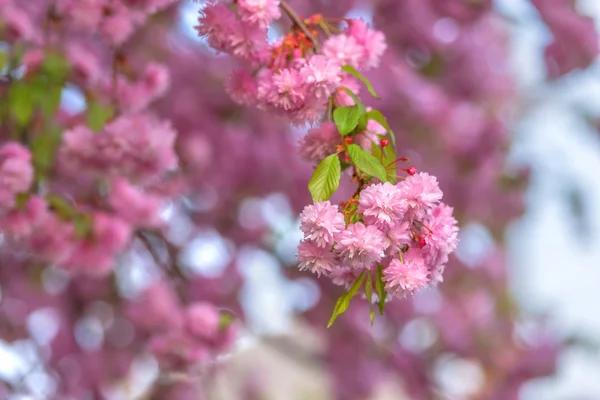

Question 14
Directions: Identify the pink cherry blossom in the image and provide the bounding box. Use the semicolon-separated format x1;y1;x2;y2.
227;67;259;105
359;182;407;231
0;142;34;210
322;34;364;69
185;302;221;340
297;240;337;276
346;19;387;70
108;178;164;228
397;172;443;217
300;55;342;99
238;0;281;29
299;201;345;248
334;222;387;269
297;122;340;163
383;249;430;296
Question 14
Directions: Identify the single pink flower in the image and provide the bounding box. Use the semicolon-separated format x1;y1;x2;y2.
383;248;430;296
299;201;345;248
297;240;337;276
334;222;387;269
298;122;340;164
359;182;407;231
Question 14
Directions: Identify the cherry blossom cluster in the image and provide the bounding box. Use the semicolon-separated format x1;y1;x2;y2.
0;1;244;393
0;111;177;274
298;173;458;298
0;0;176;45
0;0;181;276
127;280;237;370
196;0;386;124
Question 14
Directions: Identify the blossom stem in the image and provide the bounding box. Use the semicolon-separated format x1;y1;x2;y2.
280;1;320;51
319;20;332;37
385;157;410;169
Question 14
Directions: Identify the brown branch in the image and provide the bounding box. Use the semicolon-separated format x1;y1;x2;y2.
137;231;188;302
279;0;320;52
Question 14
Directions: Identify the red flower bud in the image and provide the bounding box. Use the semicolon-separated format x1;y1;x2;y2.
380;139;389;147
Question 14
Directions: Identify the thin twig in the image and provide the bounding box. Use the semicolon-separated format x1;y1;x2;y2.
279;0;320;52
137;231;188;302
111;50;120;113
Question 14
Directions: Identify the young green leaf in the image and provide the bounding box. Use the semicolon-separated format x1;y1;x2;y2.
341;65;380;99
375;265;387;316
365;272;373;303
87;100;115;131
219;311;236;330
9;82;35;127
42;52;70;82
32;79;63;119
46;194;78;220
73;214;93;238
308;154;341;202
333;105;361;136
340;86;363;106
365;272;375;325
347;144;387;182
327;270;366;328
339;87;368;132
31;125;63;181
371;143;397;184
0;50;7;72
366;109;396;147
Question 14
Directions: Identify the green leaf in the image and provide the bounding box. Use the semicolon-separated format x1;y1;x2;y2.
366;109;393;135
340;87;363;106
47;194;78;221
87;100;114;131
15;192;30;208
219;311;236;330
365;272;375;325
46;195;92;238
371;143;397;184
0;50;7;72
333;105;361;136
357;113;368;133
327;270;365;328
343;199;358;225
73;214;93;238
375;265;387;316
339;87;368;133
9;82;36;127
341;65;380;99
31;125;63;181
42;52;70;82
308;154;341;202
347;144;387;182
32;79;63;119
365;272;373;303
366;109;396;147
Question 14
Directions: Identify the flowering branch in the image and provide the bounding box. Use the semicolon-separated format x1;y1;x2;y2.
194;0;459;328
279;0;320;51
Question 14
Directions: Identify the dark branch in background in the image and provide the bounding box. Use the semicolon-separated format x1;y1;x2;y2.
137;231;188;302
279;0;320;52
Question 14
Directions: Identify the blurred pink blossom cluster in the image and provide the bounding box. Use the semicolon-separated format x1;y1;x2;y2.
0;0;597;398
127;280;237;370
